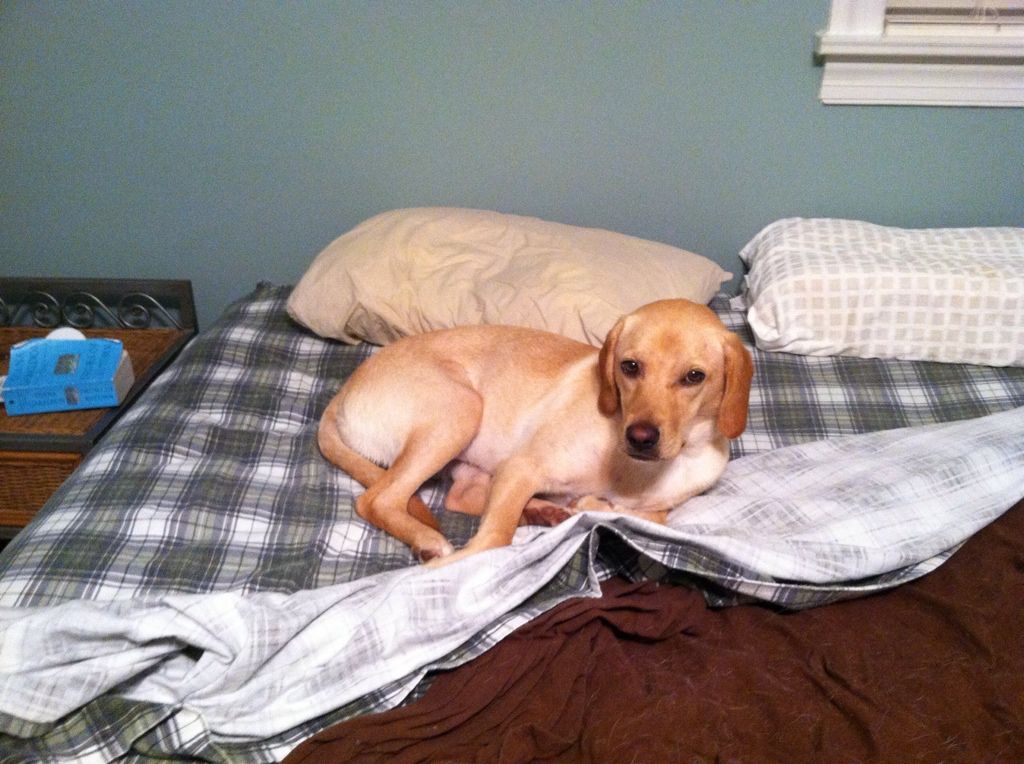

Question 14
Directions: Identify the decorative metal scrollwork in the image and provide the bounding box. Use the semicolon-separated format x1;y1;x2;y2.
0;288;183;329
63;292;121;329
118;292;183;329
25;291;62;328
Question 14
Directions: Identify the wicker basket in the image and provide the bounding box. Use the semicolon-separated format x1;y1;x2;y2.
0;450;81;527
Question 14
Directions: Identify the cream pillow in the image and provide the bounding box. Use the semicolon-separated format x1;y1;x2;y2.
741;218;1024;366
288;207;730;346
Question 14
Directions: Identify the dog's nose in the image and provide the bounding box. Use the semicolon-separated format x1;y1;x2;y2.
626;422;660;453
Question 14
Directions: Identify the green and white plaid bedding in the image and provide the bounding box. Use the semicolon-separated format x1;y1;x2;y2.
1;284;1023;762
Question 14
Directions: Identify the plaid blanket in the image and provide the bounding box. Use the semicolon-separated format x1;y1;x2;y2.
1;284;1023;762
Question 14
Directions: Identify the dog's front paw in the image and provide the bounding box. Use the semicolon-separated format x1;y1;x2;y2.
521;501;573;527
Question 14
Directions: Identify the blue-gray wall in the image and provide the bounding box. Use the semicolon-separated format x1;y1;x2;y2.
3;1;1022;327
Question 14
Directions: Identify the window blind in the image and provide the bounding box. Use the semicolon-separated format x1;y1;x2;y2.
886;1;1024;36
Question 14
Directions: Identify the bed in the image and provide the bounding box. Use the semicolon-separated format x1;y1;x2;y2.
1;212;1022;762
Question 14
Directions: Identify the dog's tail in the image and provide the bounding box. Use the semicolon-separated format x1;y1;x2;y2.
317;397;442;532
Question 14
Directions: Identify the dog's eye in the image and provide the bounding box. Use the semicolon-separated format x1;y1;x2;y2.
620;359;641;378
682;369;706;386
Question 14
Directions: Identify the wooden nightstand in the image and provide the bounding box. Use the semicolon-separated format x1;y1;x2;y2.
0;279;197;536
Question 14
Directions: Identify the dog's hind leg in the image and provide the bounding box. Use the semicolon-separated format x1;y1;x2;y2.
354;385;484;562
429;455;544;567
319;397;440;533
444;462;491;515
446;463;570;526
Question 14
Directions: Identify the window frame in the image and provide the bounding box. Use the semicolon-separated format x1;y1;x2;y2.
816;0;1024;106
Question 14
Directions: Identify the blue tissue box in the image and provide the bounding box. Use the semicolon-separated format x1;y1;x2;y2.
2;338;135;416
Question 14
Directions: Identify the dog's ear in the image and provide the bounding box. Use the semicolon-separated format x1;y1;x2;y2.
717;333;753;439
597;317;625;416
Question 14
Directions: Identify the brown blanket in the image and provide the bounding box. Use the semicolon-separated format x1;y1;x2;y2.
285;498;1024;763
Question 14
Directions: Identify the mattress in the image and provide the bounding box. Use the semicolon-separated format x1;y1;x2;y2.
1;283;1022;761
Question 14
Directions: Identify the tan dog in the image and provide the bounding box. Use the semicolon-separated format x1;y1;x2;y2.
318;299;753;566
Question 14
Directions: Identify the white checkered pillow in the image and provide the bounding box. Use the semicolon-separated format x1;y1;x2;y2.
740;218;1024;367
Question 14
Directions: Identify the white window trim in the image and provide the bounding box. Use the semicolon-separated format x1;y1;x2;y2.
816;0;1024;106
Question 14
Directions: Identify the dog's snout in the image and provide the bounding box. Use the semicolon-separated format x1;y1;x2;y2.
626;422;660;454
